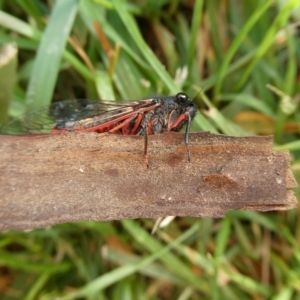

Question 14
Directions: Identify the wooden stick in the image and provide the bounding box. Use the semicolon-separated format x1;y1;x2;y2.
0;132;297;230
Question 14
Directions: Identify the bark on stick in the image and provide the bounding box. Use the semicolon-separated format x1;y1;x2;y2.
0;132;297;230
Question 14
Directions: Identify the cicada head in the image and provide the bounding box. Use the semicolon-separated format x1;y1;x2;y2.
167;92;197;132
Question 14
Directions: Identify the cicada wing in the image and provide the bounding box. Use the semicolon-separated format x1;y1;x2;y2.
0;98;157;135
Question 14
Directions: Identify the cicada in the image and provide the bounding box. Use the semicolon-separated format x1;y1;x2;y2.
1;93;197;166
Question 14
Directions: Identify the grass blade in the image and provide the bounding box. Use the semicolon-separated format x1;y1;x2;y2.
25;0;79;110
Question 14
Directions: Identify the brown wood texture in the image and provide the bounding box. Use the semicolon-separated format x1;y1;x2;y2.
0;132;298;230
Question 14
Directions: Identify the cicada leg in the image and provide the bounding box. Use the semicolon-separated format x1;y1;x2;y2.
184;114;192;162
139;120;153;169
169;111;193;162
129;113;143;135
108;113;139;134
144;130;149;168
106;113;151;168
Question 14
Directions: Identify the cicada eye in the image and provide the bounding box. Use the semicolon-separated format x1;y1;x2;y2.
176;92;188;103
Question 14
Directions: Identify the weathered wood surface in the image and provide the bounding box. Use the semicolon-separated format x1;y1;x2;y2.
0;132;297;230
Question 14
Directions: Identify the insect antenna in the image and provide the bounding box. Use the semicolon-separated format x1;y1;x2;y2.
193;88;203;104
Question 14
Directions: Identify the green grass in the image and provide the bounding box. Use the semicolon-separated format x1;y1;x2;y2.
0;0;300;299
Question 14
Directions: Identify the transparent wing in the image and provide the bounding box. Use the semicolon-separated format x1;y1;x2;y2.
0;98;156;135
